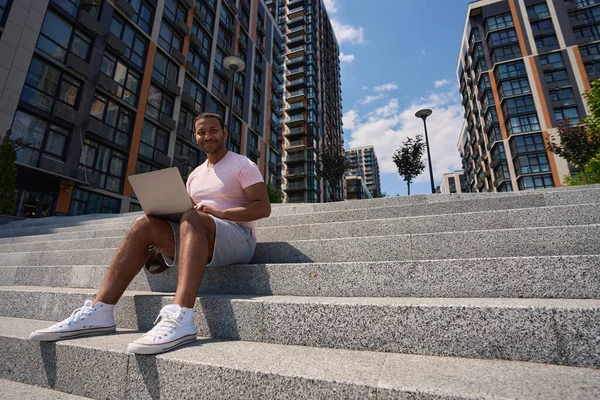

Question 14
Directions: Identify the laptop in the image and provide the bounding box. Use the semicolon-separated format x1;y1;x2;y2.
128;167;194;222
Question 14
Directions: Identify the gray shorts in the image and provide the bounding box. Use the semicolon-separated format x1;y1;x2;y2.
161;215;256;267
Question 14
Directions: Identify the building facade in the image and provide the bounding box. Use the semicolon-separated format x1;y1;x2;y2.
438;170;469;194
344;175;372;200
345;145;381;198
457;0;597;193
0;0;283;218
276;0;344;203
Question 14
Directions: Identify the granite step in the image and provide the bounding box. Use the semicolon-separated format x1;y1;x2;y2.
2;317;599;400
0;287;598;367
0;224;597;266
0;378;93;399
0;255;599;299
1;203;598;252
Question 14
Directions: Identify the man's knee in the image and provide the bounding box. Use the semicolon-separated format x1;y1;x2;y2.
128;216;165;241
180;210;214;235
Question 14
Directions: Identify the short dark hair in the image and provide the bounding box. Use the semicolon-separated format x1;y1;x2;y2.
194;112;224;130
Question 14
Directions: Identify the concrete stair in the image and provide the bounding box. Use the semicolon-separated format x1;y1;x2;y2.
0;186;599;399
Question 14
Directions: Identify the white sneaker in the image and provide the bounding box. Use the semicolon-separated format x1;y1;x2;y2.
29;300;116;341
127;304;196;355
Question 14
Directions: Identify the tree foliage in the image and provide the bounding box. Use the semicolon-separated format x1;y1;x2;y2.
316;144;350;200
563;155;600;186
0;130;22;215
266;183;283;203
392;135;426;195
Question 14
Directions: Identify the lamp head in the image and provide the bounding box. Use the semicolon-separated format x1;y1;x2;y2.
415;109;433;120
224;56;245;74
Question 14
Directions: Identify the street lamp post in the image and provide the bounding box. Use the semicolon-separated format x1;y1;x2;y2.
415;108;436;194
223;55;245;149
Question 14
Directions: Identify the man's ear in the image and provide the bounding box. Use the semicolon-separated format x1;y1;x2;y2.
223;127;229;139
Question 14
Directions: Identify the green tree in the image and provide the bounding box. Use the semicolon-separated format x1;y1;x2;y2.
266;183;283;203
547;121;600;184
563;155;600;186
316;144;350;201
0;130;22;215
393;135;426;195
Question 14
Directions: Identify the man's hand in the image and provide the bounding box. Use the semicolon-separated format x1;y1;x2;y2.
195;204;225;219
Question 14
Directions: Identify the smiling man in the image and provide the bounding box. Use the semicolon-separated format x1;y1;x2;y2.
28;112;271;355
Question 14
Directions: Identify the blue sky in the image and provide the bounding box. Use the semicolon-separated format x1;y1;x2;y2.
325;0;473;195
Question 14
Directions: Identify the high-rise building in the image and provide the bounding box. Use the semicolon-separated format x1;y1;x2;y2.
345;145;381;198
457;0;596;193
277;0;344;203
344;175;372;200
0;0;283;218
438;170;469;194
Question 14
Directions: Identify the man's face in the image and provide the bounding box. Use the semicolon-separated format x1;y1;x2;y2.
194;117;228;154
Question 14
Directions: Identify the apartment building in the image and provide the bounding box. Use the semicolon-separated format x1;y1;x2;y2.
275;0;344;203
344;175;372;200
457;0;596;192
438;170;469;194
345;145;382;198
0;0;283;217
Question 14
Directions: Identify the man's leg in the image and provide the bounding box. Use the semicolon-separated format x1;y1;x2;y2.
94;215;176;305
173;210;216;308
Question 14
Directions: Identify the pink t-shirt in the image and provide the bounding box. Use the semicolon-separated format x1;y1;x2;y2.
186;151;265;239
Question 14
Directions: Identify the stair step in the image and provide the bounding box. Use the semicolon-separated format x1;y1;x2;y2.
0;378;93;399
1;287;598;367
1;255;599;298
1;316;599;400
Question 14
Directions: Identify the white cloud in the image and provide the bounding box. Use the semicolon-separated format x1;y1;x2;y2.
361;86;369;90
331;20;365;45
339;52;355;63
344;92;464;181
360;94;383;105
434;79;450;88
420;49;429;56
373;83;398;92
323;0;338;13
342;110;358;131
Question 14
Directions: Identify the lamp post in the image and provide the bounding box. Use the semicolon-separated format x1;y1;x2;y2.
415;108;435;194
223;55;245;149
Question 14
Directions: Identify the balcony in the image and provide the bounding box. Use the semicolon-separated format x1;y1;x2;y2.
286;89;306;101
286;66;305;80
287;45;306;58
285;127;305;137
286;77;304;90
283;181;306;192
284;152;307;163
287;25;305;39
286;139;305;151
286;55;305;68
285;102;306;113
288;5;305;19
284;166;306;177
287;35;306;46
287;16;304;28
285;114;306;126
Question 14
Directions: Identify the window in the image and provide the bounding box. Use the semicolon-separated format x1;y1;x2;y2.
499;77;531;98
482;90;496;110
494;60;526;81
469;28;481;45
491;143;507;164
527;3;550;19
178;106;195;140
217;26;233;51
539;52;564;69
175;138;203;179
146;85;174;120
69;188;120;216
79;138;127;193
502;95;536;116
37;10;92;63
488;28;518;47
515;153;550;174
183;76;205;112
574;23;600;41
530;19;555;36
163;0;188;24
212;74;228;99
158;21;183;53
506;114;540;135
478;73;491;93
518;174;554;190
569;6;600;26
448;177;457;193
535;34;559;51
109;16;148;69
100;53;141;106
549;88;576;106
491;44;522;65
128;0;154;33
219;5;234;29
187;47;209;85
544;69;570;87
89;93;134;147
510;133;545;154
494;161;511;183
152;51;179;87
214;47;225;74
11;110;70;165
554;107;580;123
195;1;215;33
246;132;258;162
21;57;81;113
485;107;499;127
139;121;169;160
0;0;12;27
485;12;513;32
208;96;225;116
52;0;102;18
191;21;212;59
230;116;242;144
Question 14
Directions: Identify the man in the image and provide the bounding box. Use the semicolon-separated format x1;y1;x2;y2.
29;112;271;355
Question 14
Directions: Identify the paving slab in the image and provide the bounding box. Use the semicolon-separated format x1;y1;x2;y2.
0;378;93;399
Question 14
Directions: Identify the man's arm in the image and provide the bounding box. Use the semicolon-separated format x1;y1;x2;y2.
195;182;271;222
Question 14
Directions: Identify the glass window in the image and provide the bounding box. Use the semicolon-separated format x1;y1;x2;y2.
494;60;526;81
21;57;81;113
506;114;540;135
178;106;195;141
146;85;174;120
544;69;570;86
52;0;102;18
499;77;531;98
11;110;70;165
175;138;204;179
510;133;545;154
539;52;564;69
488;28;518;47
502;95;536;116
158;21;183;53
100;53;141;106
69;188;120;216
518;174;554;190
485;12;514;32
554;107;580;123
0;0;12;26
191;20;212;59
140;121;169;160
569;5;600;26
195;1;215;33
574;23;600;41
109;16;147;69
187;47;209;85
79;138;127;193
530;19;555;36
89;93;134;147
535;34;559;51
491;44;522;64
163;0;188;24
129;0;154;33
515;153;550;174
37;10;92;63
212;74;228;98
527;3;550;19
183;76;205;112
152;51;179;86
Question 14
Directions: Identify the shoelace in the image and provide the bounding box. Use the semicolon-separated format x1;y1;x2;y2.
66;305;93;325
144;310;182;340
